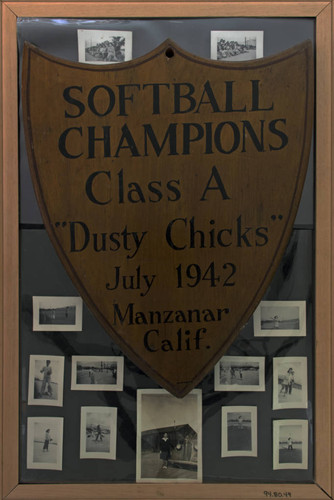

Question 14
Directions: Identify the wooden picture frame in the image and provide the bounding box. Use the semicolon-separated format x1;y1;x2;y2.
1;1;332;498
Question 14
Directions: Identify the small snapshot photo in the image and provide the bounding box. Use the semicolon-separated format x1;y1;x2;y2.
80;406;117;459
273;357;308;410
137;389;202;483
211;31;263;61
28;355;64;406
27;416;63;470
33;296;83;332
221;406;257;457
77;29;132;64
214;356;265;392
273;419;308;469
71;356;124;391
253;300;306;337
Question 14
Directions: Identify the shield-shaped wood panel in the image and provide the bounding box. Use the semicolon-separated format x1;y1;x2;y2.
22;40;313;397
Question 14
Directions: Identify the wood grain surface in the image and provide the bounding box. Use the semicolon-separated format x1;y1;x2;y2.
22;40;313;397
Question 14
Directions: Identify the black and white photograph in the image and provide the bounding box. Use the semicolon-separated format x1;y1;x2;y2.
221;406;257;457
71;356;124;391
80;406;117;460
136;389;202;483
27;416;63;470
211;31;263;61
214;356;265;392
33;296;83;331
28;355;64;406
273;357;308;410
273;420;308;470
77;29;132;64
253;300;306;337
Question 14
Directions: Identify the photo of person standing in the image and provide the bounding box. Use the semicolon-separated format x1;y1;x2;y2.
43;428;52;452
28;355;64;407
40;360;52;397
160;432;172;469
27;416;63;470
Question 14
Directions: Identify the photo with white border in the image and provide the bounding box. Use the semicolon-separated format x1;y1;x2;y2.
273;357;308;410
27;416;63;470
80;406;117;459
71;356;124;391
28;355;64;406
78;29;132;64
214;356;265;392
221;406;257;457
211;31;263;61
273;419;308;470
137;388;202;483
33;296;83;331
253;300;306;337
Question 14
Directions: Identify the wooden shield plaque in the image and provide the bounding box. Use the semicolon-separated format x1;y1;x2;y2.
22;40;313;397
